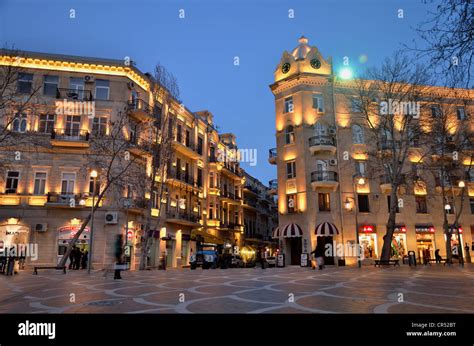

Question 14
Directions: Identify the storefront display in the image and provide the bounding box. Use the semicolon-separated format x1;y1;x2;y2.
358;225;377;259
391;225;407;259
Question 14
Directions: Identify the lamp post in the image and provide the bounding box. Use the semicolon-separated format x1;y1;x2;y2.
345;175;365;268
451;180;465;266
87;170;98;274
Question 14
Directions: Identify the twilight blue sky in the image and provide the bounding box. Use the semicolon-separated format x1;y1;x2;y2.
0;0;435;184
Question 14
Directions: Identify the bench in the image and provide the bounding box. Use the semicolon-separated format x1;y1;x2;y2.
34;266;66;275
374;259;400;267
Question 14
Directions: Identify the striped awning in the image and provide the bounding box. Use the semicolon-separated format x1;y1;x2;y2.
315;222;339;236
272;223;303;238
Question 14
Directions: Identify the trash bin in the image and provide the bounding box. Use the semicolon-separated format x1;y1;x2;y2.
408;251;416;266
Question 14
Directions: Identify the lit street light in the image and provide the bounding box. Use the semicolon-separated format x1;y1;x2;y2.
88;169;98;274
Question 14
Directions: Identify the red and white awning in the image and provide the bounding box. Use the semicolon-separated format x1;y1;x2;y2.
272;223;303;238
315;222;339;236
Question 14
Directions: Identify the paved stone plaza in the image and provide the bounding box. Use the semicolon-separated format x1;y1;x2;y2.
1;265;473;314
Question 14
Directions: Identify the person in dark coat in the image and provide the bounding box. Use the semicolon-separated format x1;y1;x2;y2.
69;247;76;270
81;250;88;269
435;249;442;263
6;247;16;276
114;235;124;280
74;248;82;270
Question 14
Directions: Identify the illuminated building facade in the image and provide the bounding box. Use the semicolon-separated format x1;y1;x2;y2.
0;50;246;269
269;37;474;265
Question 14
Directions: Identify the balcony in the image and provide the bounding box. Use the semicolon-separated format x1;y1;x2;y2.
243;198;258;210
308;136;337;155
243;184;259;196
172;137;200;160
431;144;456;162
219;222;243;232
435;176;462;195
379;175;406;194
268;148;277;165
221;162;242;179
45;193;83;208
128;136;155;156
127;98;153;122
268;179;278;195
167;168;197;190
165;210;201;227
56;88;93;101
310;171;339;191
51;129;90;148
220;191;242;205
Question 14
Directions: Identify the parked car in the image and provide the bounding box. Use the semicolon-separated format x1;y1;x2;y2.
266;256;276;267
190;250;218;269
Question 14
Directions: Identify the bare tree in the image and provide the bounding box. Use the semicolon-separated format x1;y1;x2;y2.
351;52;431;261
57;108;141;268
413;0;474;88
137;63;180;270
423;82;472;264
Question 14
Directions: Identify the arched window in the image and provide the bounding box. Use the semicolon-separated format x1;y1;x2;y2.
285;125;295;144
352;124;364;144
12;113;27;133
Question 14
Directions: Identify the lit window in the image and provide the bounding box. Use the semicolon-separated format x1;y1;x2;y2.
61;173;76;195
285;125;295;144
33;172;47;195
286;160;296;179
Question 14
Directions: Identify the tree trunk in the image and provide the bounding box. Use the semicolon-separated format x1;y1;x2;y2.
380;189;398;261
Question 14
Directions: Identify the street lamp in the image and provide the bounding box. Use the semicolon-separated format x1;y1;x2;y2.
458;180;465;188
347;174;365;268
87;169;98;274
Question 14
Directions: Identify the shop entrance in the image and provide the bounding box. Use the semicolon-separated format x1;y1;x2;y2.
0;224;30;249
359;234;377;259
289;237;302;265
416;233;435;263
315;236;335;265
391;233;407;259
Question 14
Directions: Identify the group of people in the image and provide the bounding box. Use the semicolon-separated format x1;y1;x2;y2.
68;247;88;270
0;248;26;276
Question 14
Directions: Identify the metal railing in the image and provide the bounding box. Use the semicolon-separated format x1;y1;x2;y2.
166;210;200;223
127;98;151;114
308;136;336;146
310;171;338;182
167;168;196;186
269;179;278;189
51;128;89;141
268;148;277;158
56;88;93;101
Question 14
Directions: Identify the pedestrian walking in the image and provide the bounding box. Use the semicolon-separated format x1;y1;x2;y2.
260;250;266;269
465;243;471;264
6;247;16;276
435;249;442;263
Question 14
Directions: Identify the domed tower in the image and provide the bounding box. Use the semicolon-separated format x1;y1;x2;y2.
269;36;342;265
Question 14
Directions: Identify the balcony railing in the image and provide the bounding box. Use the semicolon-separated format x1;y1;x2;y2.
167;168;196;186
46;192;82;205
222;163;242;176
310;171;338;182
56;88;93;101
220;222;241;229
308;136;336;146
221;191;242;200
269;179;278;190
51;128;89;141
166;210;200;223
127;98;151;114
269;148;277;159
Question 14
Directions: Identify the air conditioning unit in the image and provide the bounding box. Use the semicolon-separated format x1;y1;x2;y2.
105;212;118;224
328;128;337;135
35;223;48;232
84;75;95;83
127;81;135;89
329;159;338;166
